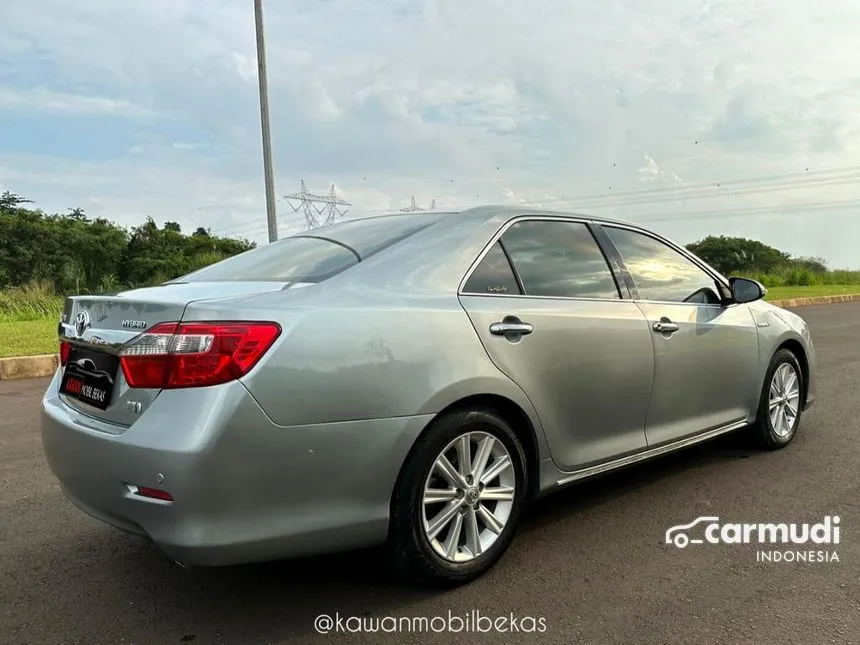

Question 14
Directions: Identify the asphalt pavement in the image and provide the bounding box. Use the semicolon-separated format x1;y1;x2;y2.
2;303;859;645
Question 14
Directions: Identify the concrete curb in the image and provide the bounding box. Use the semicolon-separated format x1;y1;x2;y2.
0;354;59;381
1;293;859;381
767;293;860;308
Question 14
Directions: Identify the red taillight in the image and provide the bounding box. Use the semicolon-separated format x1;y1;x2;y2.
59;340;71;365
119;321;281;389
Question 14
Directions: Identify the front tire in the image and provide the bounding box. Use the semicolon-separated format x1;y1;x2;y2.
389;408;528;588
749;348;804;450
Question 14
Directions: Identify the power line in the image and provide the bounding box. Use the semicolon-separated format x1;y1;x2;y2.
210;204;386;239
633;198;860;224
550;173;860;210
209;208;307;238
216;195;858;242
208;163;860;239
283;180;351;229
532;163;860;208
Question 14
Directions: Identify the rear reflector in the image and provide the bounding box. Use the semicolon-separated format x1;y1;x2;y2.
136;486;174;502
119;321;281;389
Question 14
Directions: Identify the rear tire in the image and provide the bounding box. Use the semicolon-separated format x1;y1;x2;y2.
748;348;804;450
389;408;528;588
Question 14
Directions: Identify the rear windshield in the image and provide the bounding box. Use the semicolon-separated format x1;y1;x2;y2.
179;213;442;283
317;212;444;257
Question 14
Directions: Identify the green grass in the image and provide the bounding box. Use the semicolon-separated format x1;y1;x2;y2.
0;286;64;358
764;285;860;301
0;319;60;358
752;267;860;288
0;285;63;323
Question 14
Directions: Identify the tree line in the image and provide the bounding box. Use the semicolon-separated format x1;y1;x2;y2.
0;191;254;294
685;235;830;277
0;190;849;295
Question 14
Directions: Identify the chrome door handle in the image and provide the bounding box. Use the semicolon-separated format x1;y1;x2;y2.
490;321;533;336
652;321;680;333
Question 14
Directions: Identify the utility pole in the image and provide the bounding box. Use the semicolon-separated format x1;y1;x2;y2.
254;0;278;242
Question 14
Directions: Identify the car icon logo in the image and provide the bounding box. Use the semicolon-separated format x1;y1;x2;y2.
665;516;720;548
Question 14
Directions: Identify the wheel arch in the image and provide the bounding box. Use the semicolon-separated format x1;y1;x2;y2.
440;393;542;500
775;337;810;408
754;334;810;426
390;390;545;530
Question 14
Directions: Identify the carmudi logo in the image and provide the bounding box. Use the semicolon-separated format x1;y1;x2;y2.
665;515;840;563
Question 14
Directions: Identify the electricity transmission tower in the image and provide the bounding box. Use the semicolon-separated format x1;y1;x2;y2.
400;196;436;212
284;180;351;230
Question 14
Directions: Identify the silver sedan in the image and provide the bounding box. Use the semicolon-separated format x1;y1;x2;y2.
40;206;817;587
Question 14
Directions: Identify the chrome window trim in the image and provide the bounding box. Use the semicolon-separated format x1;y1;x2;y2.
458;292;636;304
497;238;526;296
458;291;736;308
457;214;625;303
633;299;728;309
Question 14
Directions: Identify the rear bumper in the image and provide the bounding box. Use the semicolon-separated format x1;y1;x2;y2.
40;370;431;566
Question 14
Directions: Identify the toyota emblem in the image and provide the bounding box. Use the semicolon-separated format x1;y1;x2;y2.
74;311;91;337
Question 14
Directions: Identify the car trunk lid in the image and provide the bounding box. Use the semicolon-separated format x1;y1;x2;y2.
57;281;289;429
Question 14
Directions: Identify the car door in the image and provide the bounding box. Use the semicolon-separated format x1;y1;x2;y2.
598;224;760;448
458;217;655;471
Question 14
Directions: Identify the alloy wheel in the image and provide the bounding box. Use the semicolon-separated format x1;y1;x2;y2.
768;362;801;437
421;431;516;562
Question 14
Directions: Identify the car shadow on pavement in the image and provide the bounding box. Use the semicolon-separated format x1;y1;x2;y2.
520;431;754;533
10;431;763;644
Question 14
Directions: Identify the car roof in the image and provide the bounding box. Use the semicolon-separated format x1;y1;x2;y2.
301;204;650;296
311;204;638;234
453;204;638;227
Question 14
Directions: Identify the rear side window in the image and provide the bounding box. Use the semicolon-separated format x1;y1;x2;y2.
500;220;621;299
462;242;522;295
180;237;358;283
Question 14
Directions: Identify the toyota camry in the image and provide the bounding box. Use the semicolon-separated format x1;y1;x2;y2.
40;205;817;587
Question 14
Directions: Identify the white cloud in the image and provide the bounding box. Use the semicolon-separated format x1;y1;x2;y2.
637;154;683;184
2;0;860;265
0;87;162;119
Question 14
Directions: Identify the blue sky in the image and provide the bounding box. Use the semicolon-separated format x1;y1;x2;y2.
2;0;860;266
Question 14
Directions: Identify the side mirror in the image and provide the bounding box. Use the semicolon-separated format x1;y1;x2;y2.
729;277;767;304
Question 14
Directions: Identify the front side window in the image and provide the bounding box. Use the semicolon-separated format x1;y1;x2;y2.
604;226;722;304
499;220;620;299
